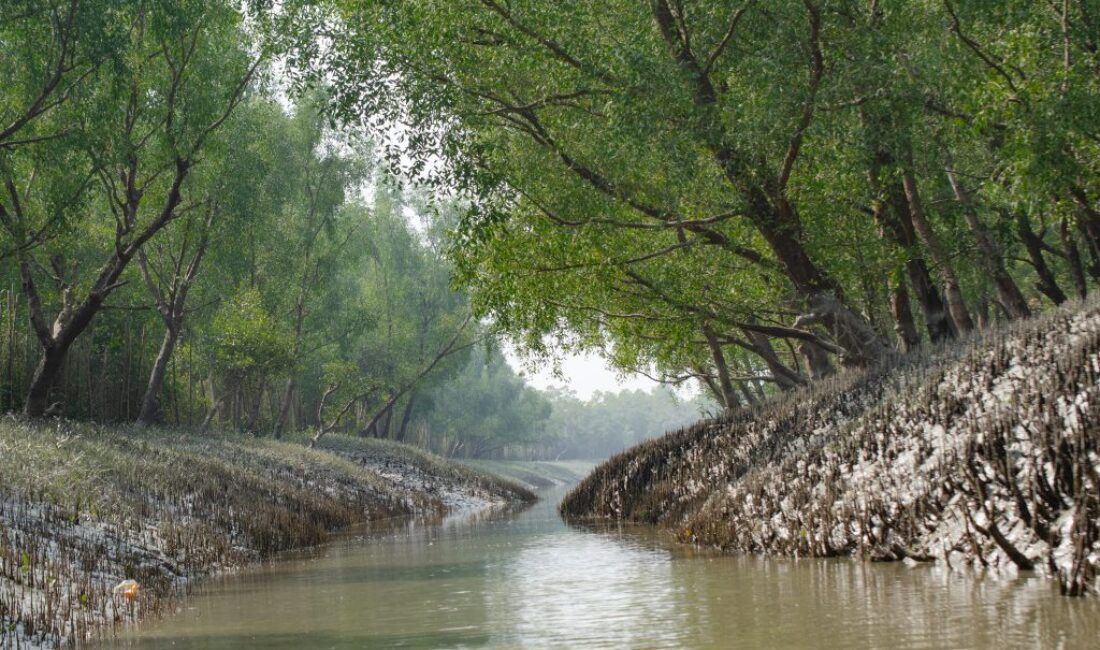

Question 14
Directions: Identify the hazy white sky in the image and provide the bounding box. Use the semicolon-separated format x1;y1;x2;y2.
505;348;664;400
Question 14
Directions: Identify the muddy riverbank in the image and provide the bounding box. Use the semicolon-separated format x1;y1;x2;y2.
563;301;1100;597
0;422;531;648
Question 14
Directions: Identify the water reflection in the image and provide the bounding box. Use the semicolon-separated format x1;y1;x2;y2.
487;532;687;648
105;488;1100;650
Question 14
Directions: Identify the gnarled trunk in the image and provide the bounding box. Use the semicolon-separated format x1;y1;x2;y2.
651;0;886;366
1015;211;1067;305
861;106;955;343
945;163;1030;319
702;322;738;411
901;170;974;334
137;324;179;425
744;330;807;390
24;344;66;417
890;279;921;353
1059;217;1088;300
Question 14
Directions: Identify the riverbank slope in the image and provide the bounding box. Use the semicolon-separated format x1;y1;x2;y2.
0;423;532;648
562;301;1100;596
458;460;595;490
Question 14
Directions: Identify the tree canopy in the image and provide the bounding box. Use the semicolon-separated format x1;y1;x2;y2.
2;0;1097;458
274;0;1100;410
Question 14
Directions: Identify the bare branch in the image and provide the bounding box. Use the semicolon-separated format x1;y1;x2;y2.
704;1;755;74
777;0;824;191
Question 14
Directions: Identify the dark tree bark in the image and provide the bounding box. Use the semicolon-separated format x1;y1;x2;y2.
743;330;807;390
857;44;954;345
944;162;1031;319
139;326;178;424
702;322;738;412
901;169;975;334
396;392;417;442
1059;217;1088;300
8;159;190;417
650;0;887;366
1069;188;1100;281
871;152;956;342
0;41;254;417
799;339;835;379
866;159;952;345
1076;220;1100;281
136;204;215;425
380;403;394;439
889;279;921;353
1015;211;1067;305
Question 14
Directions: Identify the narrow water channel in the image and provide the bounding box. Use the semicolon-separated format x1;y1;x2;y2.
108;486;1099;649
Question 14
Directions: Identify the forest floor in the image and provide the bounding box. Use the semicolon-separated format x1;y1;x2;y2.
562;299;1100;598
0;423;533;649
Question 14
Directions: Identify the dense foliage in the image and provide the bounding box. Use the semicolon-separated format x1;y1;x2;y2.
7;1;1098;459
275;0;1100;411
0;0;707;460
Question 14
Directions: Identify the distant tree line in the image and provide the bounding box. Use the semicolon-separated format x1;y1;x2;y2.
531;388;714;461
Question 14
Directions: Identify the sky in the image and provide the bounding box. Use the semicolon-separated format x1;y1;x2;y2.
504;347;667;401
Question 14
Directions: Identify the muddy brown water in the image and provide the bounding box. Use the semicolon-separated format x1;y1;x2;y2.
103;486;1099;649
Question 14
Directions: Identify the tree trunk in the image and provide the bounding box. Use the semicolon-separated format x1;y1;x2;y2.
650;2;886;366
1015;212;1067;305
396;392;416;442
246;382;265;432
200;394;225;432
22;288;106;417
744;330;806;390
702;322;738;411
24;344;66;417
889;279;921;353
905;257;955;341
1059;217;1088;300
380;404;394;439
880;175;959;343
1064;185;1100;274
18;159;191;417
945;163;1031;319
860;105;954;343
1076;220;1100;281
974;295;991;330
740;356;767;401
737;382;757;406
901;170;974;334
272;376;295;439
137;324;178;425
799;339;835;380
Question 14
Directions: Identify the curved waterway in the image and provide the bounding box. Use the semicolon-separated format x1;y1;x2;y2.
108;486;1099;649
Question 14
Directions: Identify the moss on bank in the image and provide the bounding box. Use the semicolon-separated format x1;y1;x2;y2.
562;301;1100;597
0;423;531;648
